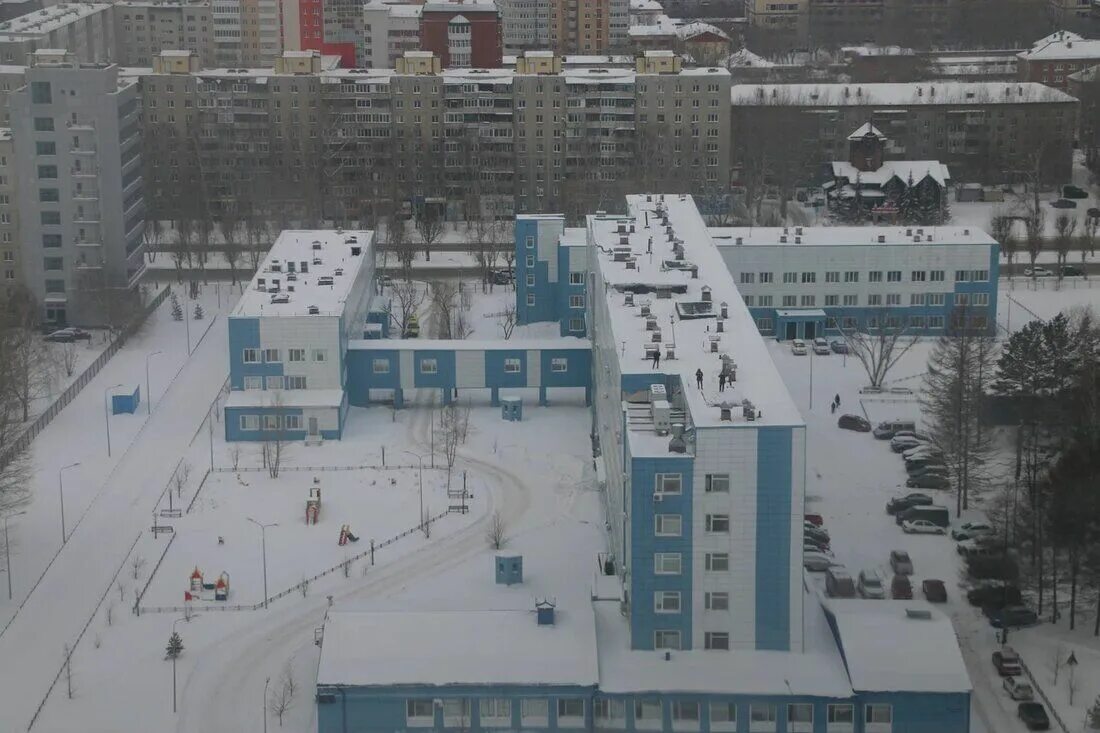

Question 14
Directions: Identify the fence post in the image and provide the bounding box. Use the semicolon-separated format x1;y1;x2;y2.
370;539;375;565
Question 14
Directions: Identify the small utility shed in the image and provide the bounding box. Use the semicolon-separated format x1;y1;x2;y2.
822;600;972;730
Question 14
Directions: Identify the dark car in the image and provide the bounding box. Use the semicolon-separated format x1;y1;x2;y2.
804;513;824;527
891;574;913;599
1062;184;1088;199
907;464;949;479
1051;198;1077;209
804;526;830;545
906;474;950;490
993;647;1023;676
967;583;1022;609
837;414;871;432
830;340;849;354
44;328;90;343
488;268;514;285
886;493;933;515
804;536;830;554
989;605;1039;629
922;579;947;603
1018;702;1051;731
1089;207;1100;219
1061;264;1085;277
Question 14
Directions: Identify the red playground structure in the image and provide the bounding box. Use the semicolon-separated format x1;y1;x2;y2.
306;481;321;525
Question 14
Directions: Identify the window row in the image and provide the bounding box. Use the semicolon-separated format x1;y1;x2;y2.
386;357;571;375
656;552;731;575
242;375;307;390
743;268;975;285
241;347;327;364
654;473;730;495
238;413;303;431
654;514;729;536
743;291;988;308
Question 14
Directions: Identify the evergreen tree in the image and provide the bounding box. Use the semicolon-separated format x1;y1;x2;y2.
193;303;205;320
899;173;921;225
1087;695;1100;729
917;180;941;226
851;173;865;223
170;293;183;321
992;320;1048;397
166;631;184;660
938;185;952;223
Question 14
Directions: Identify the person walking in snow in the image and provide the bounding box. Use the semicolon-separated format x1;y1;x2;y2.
718;373;726;392
652;350;660;369
834;393;841;408
695;368;703;390
830;401;836;414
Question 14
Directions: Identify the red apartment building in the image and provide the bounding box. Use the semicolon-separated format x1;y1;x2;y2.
420;0;502;68
1017;31;1100;89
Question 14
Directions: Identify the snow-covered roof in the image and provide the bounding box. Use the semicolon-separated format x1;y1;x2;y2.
830;160;952;188
847;122;885;140
348;338;591;351
675;21;729;42
0;3;110;38
1020;35;1100;61
840;45;914;58
629;0;663;10
823;601;972;693
709;225;995;248
730;81;1077;106
318;606;599;687
724;47;774;68
1033;30;1082;47
589;194;803;430
232;230;373;318
561;227;587;247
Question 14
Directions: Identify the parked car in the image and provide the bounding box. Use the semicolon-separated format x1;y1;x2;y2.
825;566;857;598
488;268;514;285
897;505;950;528
837;414;871;432
903;444;943;460
891;435;924;453
1061;264;1085;277
377;274;394;287
907;464;949;479
922;579;947;603
989;605;1039;629
886;493;933;515
889;550;913;575
906;474;951;490
957;539;999;558
804;537;831;554
804;525;830;544
44;327;90;343
1050;198;1077;209
905;455;948;472
891;574;913;599
1062;184;1088;199
952;521;994;541
1003;677;1034;701
803;551;835;572
1089;207;1100;219
790;339;807;355
873;419;916;440
1018;702;1050;731
830;340;849;354
992;647;1023;676
892;430;926;441
1024;266;1054;277
403;313;421;338
812;337;830;355
902;518;947;535
857;569;885;599
804;513;824;527
967;583;1022;609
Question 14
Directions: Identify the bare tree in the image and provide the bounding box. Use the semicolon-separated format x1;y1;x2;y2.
414;206;444;263
486;510;506;550
1024;201;1046;281
131;554;146;581
1054;213;1077;281
267;661;298;726
990;213;1017;279
386;280;425;338
837;312;919;389
3;295;50;421
57;342;78;378
105;602;114;627
261;394;289;479
429;281;460;339
497;303;517;339
172;218;195;284
63;643;74;699
143;219;164;264
1082;216;1098;276
218;207;242;286
437;403;470;489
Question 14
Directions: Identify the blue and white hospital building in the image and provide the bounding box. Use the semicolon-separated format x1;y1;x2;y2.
310;194;976;733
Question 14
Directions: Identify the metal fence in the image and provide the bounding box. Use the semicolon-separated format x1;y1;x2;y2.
0;286;173;467
132;533;177;615
1019;655;1071;733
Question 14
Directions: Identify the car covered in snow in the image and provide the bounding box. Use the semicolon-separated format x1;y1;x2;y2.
886;493;933;515
902;518;946;535
992;647;1023;676
790;339;807;355
1003;676;1034;701
890;435;924;452
951;521;994;541
857;569;886;599
889;550;913;575
812;337;830;355
1024;266;1054;277
922;579;947;603
906;473;950;490
830;340;849;354
803;551;835;572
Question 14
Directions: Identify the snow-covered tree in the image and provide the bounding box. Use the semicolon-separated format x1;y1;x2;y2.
170;293;184;321
165;631;184;660
898;173;920;225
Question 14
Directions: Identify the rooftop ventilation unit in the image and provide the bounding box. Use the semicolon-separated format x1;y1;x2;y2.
640;303;650;317
617;223;627;233
313;257;322;266
668;423;687;453
720;302;728;319
735;237;743;246
270;293;290;304
287;273;298;281
350;246;362;256
312;241;323;250
780;235;787;243
720;406;732;421
742;400;755;420
651;399;671;435
625;292;635;306
620;236;629;245
716;320;724;333
701;286;712;303
334;268;344;276
651;328;662;343
645;316;658;331
625;258;637;270
307;305;320;315
905;608;932;620
317;276;335;286
650;383;667;400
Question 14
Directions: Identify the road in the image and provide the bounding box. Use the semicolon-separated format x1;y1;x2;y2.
0;317;230;731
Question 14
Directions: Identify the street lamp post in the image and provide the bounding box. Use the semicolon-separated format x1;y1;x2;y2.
170;617;188;713
58;462;80;544
145;351;163;415
104;383;123;456
263;676;271;733
4;510;26;600
247;518;277;609
403;451;424;530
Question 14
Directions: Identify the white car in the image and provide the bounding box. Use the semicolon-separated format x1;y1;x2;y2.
803;550;834;571
1024;266;1053;277
951;521;994;541
891;436;924;452
790;339;807;355
902;519;946;535
812;337;830;355
1003;676;1034;701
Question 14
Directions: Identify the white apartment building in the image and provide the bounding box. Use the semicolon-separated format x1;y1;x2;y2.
114;1;216;67
361;0;421;69
0;127;20;297
0;3;114;64
496;0;549;53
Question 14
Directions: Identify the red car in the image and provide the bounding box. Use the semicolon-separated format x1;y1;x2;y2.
804;514;824;527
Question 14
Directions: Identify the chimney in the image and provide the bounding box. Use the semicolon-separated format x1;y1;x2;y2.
701;286;712;303
720;301;728;319
716;319;724;333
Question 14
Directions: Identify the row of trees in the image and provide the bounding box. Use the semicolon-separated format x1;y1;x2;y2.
992;209;1099;282
832;174;950;226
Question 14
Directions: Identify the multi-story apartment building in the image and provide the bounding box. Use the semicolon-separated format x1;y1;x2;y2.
210;0;282;67
360;1;421;69
1017;31;1100;90
9;50;144;326
497;0;550;52
1048;0;1092;23
420;0;503;68
549;0;628;54
744;0;808;34
729;81;1078;185
0;64;26;125
0;127;20;297
114;1;216;67
0;3;113;65
135;48;730;224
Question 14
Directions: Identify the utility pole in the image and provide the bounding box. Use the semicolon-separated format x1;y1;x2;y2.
4;511;26;599
403;451;425;530
146;350;163;415
58;462;80;544
247;518;277;608
103;384;122;456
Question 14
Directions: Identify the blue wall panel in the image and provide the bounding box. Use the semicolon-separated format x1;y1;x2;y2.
228;317;284;389
755;427;792;651
539;349;592;388
485;349;529;388
412;350;457;389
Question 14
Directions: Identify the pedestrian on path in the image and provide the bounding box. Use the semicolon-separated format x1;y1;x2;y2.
830;401;837;414
718;373;726;392
652;350;660;369
834;393;841;408
695;368;704;390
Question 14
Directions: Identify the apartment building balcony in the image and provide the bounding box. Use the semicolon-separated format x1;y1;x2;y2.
66;121;95;131
74;239;102;250
73;192;100;202
123;175;143;197
70;145;97;155
74;257;103;270
70;166;98;177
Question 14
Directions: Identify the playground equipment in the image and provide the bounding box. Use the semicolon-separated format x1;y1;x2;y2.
306;479;322;525
184;566;231;602
338;524;359;546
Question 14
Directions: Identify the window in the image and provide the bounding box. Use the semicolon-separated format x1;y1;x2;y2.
930;270;944;282
371;358;390;374
756;318;773;332
705;474;729;492
262;348;280;363
240;415;259;431
887;270;901;282
243;376;262;390
44;279;64;294
40;211;60;225
525;235;535;248
526;274;535;287
654;514;681;536
242;348;260;364
972;293;990;306
479;699;511;726
521;699;548;725
758;295;772;307
865;704;892;725
655;552;681;575
31;81;51;103
265;376;283;390
655;591;681;613
594;699;626;729
284;414;302;430
558;699;584;725
801;272;816;284
39;188;59;202
824;295;838;306
867;294;882;306
442;699;470;727
672;701;700;728
635;698;664;727
825;271;839;283
569;294;585;308
787;703;813;732
568;271;585;285
285;376;307;390
800;295;815;307
844;271;859;283
288;348;305;362
704;592;729;610
263;415;281;431
42;234;61;248
710;702;736;731
527;293;535;307
886;294;900;305
827;704;854;725
750;704;777;731
782;272;796;284
43;257;62;271
526;255;535;267
869;271;883;283
704;632;729;650
706;552;729;571
782;295;797;307
972;269;989;282
655;473;681;495
33;117;54;132
35;141;56;155
743;296;755;307
759;272;773;283
312;349;327;362
37;165;57;179
955;269;970;282
420;358;438;374
504;358;521;373
706;514;729;532
551;357;569;373
911;270;926;282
